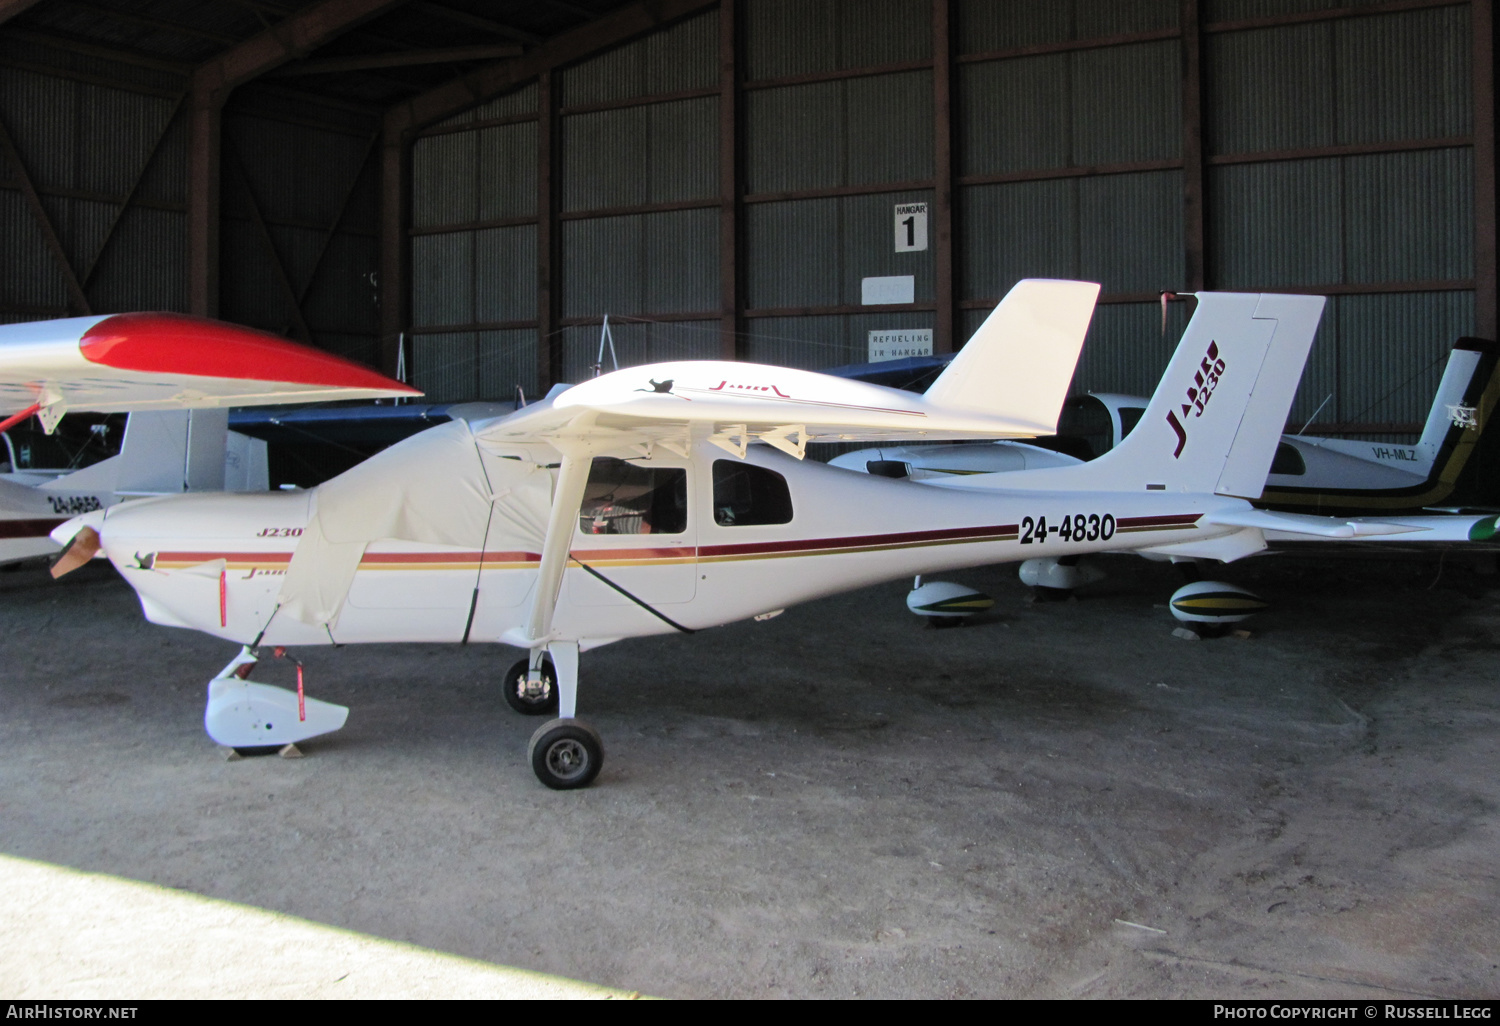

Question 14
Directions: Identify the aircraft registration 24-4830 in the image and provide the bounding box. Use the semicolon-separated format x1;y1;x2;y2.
51;281;1497;790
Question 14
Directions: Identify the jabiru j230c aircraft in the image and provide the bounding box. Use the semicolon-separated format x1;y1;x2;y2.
0;312;419;562
57;280;1484;791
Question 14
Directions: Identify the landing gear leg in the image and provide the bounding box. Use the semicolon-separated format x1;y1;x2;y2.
526;641;604;790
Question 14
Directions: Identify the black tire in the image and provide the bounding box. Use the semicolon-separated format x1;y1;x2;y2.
502;657;558;716
528;718;604;790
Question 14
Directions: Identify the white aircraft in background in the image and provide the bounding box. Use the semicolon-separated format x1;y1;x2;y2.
0;312;418;563
57;279;1497;792
834;336;1499;516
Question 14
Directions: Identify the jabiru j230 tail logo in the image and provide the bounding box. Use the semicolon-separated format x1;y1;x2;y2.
1166;341;1225;458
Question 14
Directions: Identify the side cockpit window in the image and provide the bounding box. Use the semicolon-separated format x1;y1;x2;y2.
579;457;687;535
712;460;793;526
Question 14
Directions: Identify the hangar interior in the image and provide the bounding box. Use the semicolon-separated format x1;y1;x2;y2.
0;0;1495;439
4;1;1500;1001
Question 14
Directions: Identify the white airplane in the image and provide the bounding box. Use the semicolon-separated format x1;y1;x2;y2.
834;336;1500;517
0;312;419;563
53;282;1494;790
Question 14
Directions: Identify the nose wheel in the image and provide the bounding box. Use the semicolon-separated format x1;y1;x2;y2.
528;718;604;790
502;657;558;715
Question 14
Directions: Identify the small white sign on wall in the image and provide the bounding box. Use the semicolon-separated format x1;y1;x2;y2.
861;275;915;305
894;202;928;252
868;328;934;363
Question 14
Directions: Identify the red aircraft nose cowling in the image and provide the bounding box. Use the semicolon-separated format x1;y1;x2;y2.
79;313;419;394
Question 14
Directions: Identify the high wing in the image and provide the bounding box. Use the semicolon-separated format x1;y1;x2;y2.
0;313;419;430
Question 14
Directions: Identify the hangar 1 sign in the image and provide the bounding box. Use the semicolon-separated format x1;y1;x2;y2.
895;202;928;252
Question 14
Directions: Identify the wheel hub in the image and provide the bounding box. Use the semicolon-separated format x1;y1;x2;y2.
545;739;589;780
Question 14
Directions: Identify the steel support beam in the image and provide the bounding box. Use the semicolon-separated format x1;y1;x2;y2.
194;0;408;97
189;0;407;318
378;122;408;376
718;0;739;360
933;0;956;353
0;0;42;26
1474;0;1496;340
1182;0;1206;292
187;87;221;316
409;2;543;46
273;44;524;76
386;0;719;136
537;70;559;391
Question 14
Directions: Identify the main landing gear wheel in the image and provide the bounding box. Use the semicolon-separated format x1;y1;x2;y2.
502;657;559;716
528;718;604;790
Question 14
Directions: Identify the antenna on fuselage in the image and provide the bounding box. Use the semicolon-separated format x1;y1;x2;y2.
591;315;619;378
395;332;410;405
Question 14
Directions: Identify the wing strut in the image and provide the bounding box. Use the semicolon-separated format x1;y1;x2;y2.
525;446;593;647
521;435;602;718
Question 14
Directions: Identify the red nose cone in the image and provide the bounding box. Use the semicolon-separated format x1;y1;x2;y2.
80;313;419;394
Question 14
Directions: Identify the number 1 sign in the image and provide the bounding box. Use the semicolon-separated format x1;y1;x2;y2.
894;202;928;252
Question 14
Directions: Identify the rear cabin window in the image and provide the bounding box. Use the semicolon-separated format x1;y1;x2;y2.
578;458;687;535
713;460;793;526
1056;396;1114;459
1030;396;1108;461
1270;443;1307;476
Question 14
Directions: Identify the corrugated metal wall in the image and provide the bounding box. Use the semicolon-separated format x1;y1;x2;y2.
408;11;722;402
1204;2;1475;432
396;0;1485;446
0;64;186;319
220;94;381;366
0;51;385;382
411;84;541;401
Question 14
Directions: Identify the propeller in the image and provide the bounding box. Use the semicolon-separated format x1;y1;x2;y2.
49;526;100;579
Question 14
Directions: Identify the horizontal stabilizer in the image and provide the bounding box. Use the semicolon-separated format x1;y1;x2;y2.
1203;508;1423;539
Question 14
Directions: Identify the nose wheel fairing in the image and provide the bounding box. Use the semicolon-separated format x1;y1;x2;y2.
203;647;348;749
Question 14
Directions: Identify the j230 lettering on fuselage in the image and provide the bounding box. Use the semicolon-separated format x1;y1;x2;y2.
1166;340;1226;458
255;527;304;538
1019;513;1116;544
47;495;102;515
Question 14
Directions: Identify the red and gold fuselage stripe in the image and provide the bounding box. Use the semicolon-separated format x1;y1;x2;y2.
147;514;1202;573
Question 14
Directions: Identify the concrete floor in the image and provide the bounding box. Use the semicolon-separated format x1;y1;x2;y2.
1;552;1497;999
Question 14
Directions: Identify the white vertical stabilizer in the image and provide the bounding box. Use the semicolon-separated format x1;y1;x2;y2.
1100;292;1323;497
